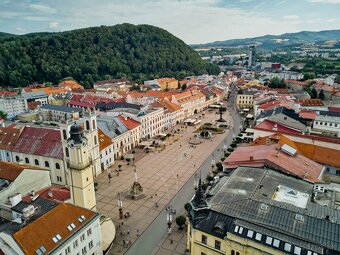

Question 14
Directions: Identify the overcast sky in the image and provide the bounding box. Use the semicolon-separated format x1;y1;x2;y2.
0;0;340;44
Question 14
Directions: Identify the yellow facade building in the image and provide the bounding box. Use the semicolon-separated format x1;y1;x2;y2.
157;78;179;90
186;167;340;255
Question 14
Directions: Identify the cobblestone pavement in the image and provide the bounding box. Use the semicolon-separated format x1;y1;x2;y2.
94;109;234;255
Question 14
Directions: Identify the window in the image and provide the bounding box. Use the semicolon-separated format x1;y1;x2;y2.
86;121;90;130
215;240;221;250
65;147;69;157
336;170;340;176
80;233;85;241
63;130;67;140
273;239;280;247
236;252;240;255
92;120;96;129
45;161;49;168
201;235;207;244
25;157;29;164
73;240;78;248
284;243;292;252
231;250;235;255
201;253;207;255
15;156;19;162
247;230;254;238
56;163;60;169
65;247;71;255
255;233;262;241
307;251;312;255
294;246;302;255
94;136;97;145
265;236;273;245
238;227;243;234
87;228;92;236
88;240;93;249
57;176;62;182
34;159;39;166
82;246;87;255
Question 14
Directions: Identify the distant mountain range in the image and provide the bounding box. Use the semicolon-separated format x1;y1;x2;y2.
192;30;340;49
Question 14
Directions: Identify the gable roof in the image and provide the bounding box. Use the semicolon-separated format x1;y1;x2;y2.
13;203;97;255
0;161;38;181
118;115;140;130
98;129;113;151
12;127;63;159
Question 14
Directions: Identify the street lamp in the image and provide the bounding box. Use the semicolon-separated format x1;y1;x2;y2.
134;166;138;182
194;173;199;190
166;205;173;235
117;192;123;219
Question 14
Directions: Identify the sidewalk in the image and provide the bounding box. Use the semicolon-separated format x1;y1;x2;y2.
94;110;234;254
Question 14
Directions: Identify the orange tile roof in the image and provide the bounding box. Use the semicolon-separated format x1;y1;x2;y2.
299;110;317;120
252;133;340;167
174;89;205;104
98;129;113;151
297;99;324;106
58;80;83;90
159;99;182;112
0;127;21;150
30;87;68;95
285;80;309;86
13;203;97;255
118;115;140;130
0;161;39;181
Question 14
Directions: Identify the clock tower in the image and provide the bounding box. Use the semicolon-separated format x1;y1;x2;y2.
67;123;96;210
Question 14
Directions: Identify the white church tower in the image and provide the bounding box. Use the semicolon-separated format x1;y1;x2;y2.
66;122;97;210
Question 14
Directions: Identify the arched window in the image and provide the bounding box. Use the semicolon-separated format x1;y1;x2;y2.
25;157;29;164
236;252;240;255
231;250;235;255
34;159;39;166
65;147;69;157
45;161;49;168
15;156;19;162
86;121;90;130
55;163;60;169
92;119;96;129
63;130;67;140
94;136;97;145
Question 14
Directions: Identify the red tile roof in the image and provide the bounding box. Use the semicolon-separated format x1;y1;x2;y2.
0;127;21;150
285;80;309;86
13;203;96;255
12;127;63;159
118;115;140;130
329;107;340;113
0;91;17;97
255;120;302;135
22;187;70;203
258;100;292;111
224;144;323;183
299;110;317;120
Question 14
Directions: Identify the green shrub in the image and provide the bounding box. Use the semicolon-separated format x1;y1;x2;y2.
216;162;223;171
220;157;226;162
230;143;237;148
227;148;234;152
206;175;214;182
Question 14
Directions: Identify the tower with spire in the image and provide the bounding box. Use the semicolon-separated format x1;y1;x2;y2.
66;122;97;210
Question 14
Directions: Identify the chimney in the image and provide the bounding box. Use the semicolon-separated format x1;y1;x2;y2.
48;190;53;198
18;159;24;166
250;156;254;161
9;193;22;207
276;152;280;157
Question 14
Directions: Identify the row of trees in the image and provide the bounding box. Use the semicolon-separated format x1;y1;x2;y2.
304;86;325;100
0;24;219;88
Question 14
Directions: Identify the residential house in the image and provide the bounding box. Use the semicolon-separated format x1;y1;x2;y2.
0;96;27;119
39;105;82;122
0;127;21;162
98;129;114;171
171;89;206;118
313;111;340;137
157;78;179;90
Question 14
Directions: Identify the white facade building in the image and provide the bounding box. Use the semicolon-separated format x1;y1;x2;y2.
0;96;27;119
313;112;340;137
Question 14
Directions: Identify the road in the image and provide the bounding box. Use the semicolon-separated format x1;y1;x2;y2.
126;83;240;255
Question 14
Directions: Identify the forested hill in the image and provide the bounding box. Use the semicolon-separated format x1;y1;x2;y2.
0;24;219;87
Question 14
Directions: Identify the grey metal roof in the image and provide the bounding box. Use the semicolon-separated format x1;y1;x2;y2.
40;104;82;113
97;116;128;139
22;91;48;99
207;167;340;252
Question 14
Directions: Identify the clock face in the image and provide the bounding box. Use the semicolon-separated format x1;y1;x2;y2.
68;141;74;148
82;141;87;147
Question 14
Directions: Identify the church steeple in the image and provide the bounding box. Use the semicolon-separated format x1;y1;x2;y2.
192;178;207;208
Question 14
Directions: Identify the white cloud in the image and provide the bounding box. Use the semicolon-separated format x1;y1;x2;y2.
49;22;59;29
29;4;56;14
23;16;49;21
283;15;300;20
306;0;340;3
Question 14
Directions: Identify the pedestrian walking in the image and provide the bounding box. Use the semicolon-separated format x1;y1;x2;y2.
121;222;124;226
127;229;130;235
123;230;126;235
120;232;123;237
137;229;139;236
108;172;112;183
129;240;132;246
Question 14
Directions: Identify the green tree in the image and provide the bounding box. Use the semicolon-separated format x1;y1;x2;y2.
311;87;318;99
181;84;187;91
318;89;325;100
0;111;7;120
335;75;340;84
268;77;286;88
215;162;223;172
175;215;186;230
